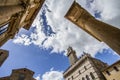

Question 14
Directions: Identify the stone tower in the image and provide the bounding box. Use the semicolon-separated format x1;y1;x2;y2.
65;1;120;55
0;49;9;67
67;47;78;65
0;0;45;46
64;50;108;80
10;68;35;80
0;68;36;80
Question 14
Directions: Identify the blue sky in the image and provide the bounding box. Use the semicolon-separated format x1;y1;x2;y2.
0;0;120;80
0;40;69;77
0;39;120;78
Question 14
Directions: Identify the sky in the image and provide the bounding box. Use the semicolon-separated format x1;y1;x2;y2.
0;0;120;80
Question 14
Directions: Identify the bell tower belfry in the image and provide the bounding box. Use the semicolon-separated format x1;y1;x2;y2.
67;47;78;65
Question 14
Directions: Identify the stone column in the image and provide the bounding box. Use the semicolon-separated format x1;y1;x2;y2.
65;2;120;55
85;18;120;54
0;5;24;19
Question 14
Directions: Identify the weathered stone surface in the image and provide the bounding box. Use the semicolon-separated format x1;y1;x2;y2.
65;1;120;55
63;47;107;80
0;0;45;47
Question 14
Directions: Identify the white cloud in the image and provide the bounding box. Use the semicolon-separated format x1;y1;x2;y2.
42;71;63;80
13;0;120;57
35;75;41;80
35;69;64;80
13;34;31;46
83;0;120;28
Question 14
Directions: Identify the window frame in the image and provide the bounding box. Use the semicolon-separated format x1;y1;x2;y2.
113;66;119;72
86;75;90;80
0;24;9;35
18;73;26;80
106;70;111;75
90;72;95;79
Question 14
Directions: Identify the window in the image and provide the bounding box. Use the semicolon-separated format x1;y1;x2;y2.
18;73;25;80
106;71;111;75
0;24;9;35
86;75;90;80
0;52;3;56
84;66;87;70
68;78;70;80
82;77;85;80
72;76;73;80
79;70;81;74
24;70;26;72
113;66;119;71
90;72;95;79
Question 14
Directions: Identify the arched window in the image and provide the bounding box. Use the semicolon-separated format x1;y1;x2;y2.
79;70;81;74
90;72;95;79
84;66;87;70
72;76;73;79
82;77;85;80
68;78;70;80
106;71;111;75
0;52;3;56
18;73;25;80
86;75;90;80
113;66;119;71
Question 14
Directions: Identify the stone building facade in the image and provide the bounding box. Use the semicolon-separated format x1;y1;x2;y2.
63;47;108;80
0;0;45;46
0;49;9;67
102;60;120;80
65;1;120;55
0;68;36;80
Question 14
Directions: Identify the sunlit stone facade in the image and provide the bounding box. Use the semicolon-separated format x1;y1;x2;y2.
0;0;45;46
102;60;120;80
63;47;108;80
